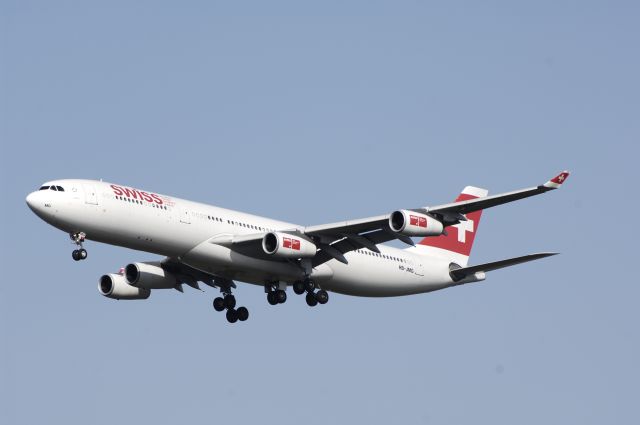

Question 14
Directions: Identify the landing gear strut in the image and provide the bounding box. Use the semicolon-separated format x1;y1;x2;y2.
294;278;329;307
212;288;249;323
70;232;88;261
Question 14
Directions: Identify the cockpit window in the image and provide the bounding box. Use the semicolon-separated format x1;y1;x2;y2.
39;185;65;191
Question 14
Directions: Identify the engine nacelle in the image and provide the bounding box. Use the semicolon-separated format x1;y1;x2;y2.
389;210;444;237
99;273;150;300
262;232;317;258
125;262;177;289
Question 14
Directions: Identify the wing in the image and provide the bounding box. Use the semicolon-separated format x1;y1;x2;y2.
302;171;570;267
161;257;237;291
302;215;405;266
423;171;570;224
208;232;278;261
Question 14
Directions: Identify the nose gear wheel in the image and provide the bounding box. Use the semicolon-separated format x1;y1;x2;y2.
70;232;88;261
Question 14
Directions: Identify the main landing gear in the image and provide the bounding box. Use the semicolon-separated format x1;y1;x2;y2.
265;282;287;306
293;278;329;307
70;232;88;261
212;290;249;324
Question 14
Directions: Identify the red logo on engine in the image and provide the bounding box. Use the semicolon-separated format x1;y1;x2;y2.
410;215;427;228
283;237;301;250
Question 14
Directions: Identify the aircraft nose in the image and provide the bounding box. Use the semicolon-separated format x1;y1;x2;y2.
26;191;45;215
26;191;37;210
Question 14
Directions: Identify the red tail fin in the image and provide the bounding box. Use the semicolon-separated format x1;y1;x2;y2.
417;186;488;264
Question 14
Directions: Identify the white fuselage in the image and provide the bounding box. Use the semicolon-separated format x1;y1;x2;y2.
26;179;462;297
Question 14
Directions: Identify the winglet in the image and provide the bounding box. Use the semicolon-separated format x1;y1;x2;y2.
543;171;570;189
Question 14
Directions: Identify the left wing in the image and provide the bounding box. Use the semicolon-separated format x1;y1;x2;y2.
161;257;235;292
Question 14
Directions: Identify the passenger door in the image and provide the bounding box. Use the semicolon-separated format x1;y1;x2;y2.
179;205;191;224
83;184;98;205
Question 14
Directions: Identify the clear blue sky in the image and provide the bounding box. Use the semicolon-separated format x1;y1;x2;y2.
2;1;639;424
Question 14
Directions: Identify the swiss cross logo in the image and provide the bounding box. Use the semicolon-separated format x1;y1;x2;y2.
453;218;474;243
283;237;301;250
410;215;427;228
551;172;569;184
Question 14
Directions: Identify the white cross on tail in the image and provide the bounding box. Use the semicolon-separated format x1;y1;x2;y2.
453;218;474;243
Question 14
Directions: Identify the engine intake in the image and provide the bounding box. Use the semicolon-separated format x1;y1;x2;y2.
389;210;444;237
262;232;317;258
99;273;150;300
124;262;177;289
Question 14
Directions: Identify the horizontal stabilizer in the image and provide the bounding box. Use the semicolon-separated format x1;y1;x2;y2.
449;252;558;281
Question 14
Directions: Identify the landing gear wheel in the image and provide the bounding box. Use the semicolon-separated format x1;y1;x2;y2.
315;289;329;305
304;279;315;292
293;281;305;295
306;292;318;307
226;309;239;323
70;232;87;261
223;294;236;309
275;290;287;304
267;292;278;306
213;297;226;312
236;307;249;321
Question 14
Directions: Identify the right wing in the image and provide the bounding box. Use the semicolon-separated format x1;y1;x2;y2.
203;171;570;268
423;171;570;224
301;171;570;267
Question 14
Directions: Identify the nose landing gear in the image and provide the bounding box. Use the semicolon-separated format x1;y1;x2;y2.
70;232;88;261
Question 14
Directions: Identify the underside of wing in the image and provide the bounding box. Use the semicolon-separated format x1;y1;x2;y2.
161;257;235;291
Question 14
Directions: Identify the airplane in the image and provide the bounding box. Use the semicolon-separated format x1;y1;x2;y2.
25;171;570;323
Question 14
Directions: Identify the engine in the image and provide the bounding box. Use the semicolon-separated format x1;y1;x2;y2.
99;273;150;300
262;232;317;258
389;210;444;237
124;262;177;289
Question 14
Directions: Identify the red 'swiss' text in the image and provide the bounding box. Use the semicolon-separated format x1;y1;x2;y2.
111;184;164;205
